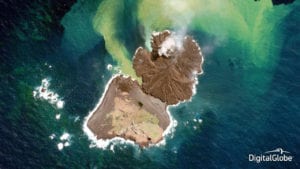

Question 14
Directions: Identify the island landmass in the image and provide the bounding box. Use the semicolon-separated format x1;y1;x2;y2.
85;30;204;147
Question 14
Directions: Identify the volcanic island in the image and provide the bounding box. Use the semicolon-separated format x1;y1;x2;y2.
85;30;204;147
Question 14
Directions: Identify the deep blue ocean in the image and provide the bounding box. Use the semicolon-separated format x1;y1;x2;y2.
0;0;299;169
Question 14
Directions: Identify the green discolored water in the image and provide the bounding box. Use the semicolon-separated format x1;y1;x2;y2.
0;0;299;169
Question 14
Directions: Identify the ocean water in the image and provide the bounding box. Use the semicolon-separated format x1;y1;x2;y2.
0;0;299;169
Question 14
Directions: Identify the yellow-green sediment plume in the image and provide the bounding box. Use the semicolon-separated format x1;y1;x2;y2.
93;0;139;80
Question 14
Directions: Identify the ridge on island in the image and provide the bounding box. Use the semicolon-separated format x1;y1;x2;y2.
85;30;204;147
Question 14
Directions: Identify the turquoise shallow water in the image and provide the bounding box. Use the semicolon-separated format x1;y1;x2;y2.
0;0;299;168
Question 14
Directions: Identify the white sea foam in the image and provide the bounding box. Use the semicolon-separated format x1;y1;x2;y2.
60;133;71;141
55;114;61;120
193;118;203;124
134;47;143;57
88;137;136;150
106;64;113;70
109;144;115;152
56;100;64;109
57;143;64;150
56;133;72;150
49;133;56;140
64;142;70;147
33;78;64;109
44;62;53;69
33;91;37;98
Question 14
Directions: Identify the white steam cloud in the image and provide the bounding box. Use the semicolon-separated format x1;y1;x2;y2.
160;0;195;50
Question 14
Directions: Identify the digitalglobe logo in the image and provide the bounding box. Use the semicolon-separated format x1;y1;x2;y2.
249;148;293;163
